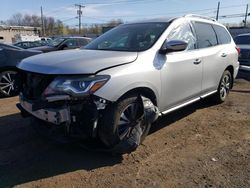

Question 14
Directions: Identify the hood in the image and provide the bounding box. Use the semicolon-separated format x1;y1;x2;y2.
237;44;250;50
17;49;138;74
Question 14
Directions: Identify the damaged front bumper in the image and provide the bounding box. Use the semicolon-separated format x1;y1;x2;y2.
17;93;109;138
18;95;71;125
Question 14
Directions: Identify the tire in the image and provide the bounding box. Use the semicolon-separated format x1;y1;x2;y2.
212;70;232;103
0;70;18;97
98;95;151;154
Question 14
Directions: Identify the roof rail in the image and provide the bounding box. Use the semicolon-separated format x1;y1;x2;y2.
184;14;216;22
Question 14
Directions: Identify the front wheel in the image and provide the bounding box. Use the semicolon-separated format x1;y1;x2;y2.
212;70;232;103
0;70;18;97
98;95;151;154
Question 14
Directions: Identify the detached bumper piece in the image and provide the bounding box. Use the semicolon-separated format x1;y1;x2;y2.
18;98;70;125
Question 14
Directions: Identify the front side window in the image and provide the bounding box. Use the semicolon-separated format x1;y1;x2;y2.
167;22;196;50
85;23;169;52
50;38;66;47
65;39;78;47
193;22;218;49
79;38;89;46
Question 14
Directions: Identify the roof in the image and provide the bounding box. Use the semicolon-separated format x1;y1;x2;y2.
124;14;217;25
126;17;177;24
60;36;92;40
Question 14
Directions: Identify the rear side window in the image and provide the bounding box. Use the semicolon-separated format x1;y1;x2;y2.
213;25;231;44
193;22;218;49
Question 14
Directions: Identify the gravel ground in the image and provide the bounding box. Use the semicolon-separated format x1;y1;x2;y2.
0;75;249;188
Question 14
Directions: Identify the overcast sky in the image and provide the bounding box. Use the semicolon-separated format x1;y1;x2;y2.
1;0;250;27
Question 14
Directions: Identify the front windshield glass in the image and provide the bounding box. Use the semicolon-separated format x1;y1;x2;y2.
49;38;66;47
234;35;250;45
84;23;169;52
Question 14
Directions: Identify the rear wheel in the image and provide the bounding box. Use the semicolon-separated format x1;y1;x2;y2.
0;70;18;97
98;95;151;154
212;70;232;103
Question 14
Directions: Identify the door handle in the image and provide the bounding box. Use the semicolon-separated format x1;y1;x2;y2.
193;59;201;65
221;53;227;57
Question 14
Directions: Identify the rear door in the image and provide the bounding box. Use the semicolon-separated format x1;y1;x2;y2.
192;22;227;95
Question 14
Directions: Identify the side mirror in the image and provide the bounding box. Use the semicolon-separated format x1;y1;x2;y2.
159;40;188;54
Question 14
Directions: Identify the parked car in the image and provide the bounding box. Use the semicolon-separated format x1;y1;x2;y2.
13;41;46;49
0;43;42;97
30;37;92;53
234;33;250;66
17;15;239;154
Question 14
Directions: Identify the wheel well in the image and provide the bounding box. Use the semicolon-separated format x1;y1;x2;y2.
225;65;234;88
0;66;18;73
118;87;158;106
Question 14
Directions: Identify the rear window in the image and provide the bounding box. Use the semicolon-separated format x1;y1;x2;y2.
193;22;218;49
234;35;250;45
213;25;231;44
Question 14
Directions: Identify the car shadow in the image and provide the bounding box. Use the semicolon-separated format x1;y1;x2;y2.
0;98;217;187
0;113;122;187
150;98;216;134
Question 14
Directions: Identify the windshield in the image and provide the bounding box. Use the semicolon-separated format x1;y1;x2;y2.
84;23;169;52
234;35;250;45
49;38;66;47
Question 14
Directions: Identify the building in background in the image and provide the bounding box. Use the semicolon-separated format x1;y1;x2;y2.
0;25;40;43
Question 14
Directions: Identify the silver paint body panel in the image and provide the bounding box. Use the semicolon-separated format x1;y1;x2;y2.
17;17;239;113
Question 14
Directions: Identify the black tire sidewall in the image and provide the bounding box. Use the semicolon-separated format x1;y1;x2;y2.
98;95;151;148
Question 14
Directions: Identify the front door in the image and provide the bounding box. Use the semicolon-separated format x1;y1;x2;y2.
160;21;202;111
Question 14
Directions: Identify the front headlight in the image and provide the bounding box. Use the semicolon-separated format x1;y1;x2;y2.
43;75;110;97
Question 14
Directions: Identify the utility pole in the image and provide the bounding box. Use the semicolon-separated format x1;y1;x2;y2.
244;4;249;27
40;6;45;36
216;1;220;21
75;4;85;35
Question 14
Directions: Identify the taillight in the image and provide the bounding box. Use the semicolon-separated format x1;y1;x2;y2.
236;46;240;56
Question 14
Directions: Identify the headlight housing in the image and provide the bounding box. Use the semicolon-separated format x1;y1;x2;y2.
43;75;110;97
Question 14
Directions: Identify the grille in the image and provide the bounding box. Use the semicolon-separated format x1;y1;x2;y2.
20;72;55;100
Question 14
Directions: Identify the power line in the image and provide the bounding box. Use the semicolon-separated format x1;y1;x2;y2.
75;4;85;34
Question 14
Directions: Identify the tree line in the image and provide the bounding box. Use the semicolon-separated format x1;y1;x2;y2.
0;13;123;36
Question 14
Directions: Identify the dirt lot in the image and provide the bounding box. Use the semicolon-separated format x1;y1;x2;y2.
0;75;250;188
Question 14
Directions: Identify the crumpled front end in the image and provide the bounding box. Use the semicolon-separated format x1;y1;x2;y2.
17;71;109;139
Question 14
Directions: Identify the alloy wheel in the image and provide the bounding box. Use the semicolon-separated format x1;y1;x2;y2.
220;74;231;100
118;102;145;140
0;71;17;97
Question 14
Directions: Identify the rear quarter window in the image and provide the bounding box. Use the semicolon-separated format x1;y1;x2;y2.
213;25;231;44
193;22;218;49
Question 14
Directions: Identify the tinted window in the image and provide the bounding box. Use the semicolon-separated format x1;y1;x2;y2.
79;38;89;46
234;35;250;45
213;25;231;44
167;22;196;50
64;39;78;47
85;23;169;52
193;22;218;49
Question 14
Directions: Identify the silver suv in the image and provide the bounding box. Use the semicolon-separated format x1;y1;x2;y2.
17;15;239;153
